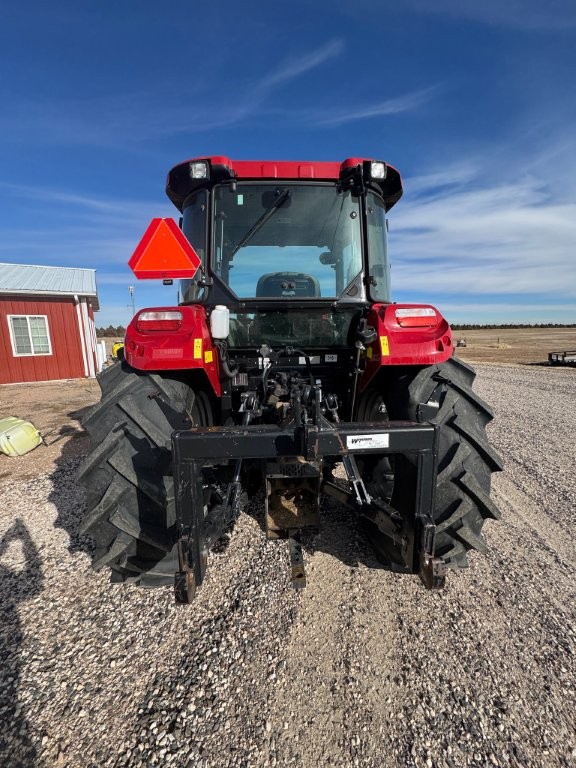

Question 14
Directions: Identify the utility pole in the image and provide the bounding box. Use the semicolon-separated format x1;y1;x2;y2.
128;285;135;316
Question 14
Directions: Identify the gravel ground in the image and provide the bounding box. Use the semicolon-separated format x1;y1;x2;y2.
0;363;575;768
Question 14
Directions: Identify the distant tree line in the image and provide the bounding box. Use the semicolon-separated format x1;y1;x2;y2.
451;323;576;330
96;325;126;337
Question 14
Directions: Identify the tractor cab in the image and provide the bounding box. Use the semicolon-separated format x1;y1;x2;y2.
169;157;402;349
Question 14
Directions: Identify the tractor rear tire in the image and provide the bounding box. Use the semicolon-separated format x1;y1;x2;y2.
78;362;213;587
359;357;503;569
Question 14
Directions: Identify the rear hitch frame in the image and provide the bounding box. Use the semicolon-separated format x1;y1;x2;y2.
172;415;442;602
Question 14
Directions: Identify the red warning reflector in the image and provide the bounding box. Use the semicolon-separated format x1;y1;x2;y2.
128;218;201;280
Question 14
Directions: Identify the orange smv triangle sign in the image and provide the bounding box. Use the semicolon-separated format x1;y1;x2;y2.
128;218;202;279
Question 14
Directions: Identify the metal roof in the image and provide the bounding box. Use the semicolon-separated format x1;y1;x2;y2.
0;263;99;310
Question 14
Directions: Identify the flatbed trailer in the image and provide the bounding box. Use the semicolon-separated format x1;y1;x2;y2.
548;350;576;366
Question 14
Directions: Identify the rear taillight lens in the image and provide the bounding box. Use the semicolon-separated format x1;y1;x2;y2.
136;310;183;332
395;307;438;328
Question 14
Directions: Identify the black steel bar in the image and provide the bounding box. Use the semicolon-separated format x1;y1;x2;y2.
172;440;208;592
171;419;440;589
413;442;438;574
172;420;435;461
415;447;438;527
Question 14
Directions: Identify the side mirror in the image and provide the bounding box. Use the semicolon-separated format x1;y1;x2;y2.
357;326;377;346
319;251;336;265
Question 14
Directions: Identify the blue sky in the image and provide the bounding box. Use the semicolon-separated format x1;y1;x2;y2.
1;0;575;326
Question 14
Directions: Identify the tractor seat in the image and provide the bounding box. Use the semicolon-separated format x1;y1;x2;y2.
256;272;321;298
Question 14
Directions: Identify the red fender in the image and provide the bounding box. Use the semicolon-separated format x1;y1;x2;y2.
360;303;453;391
124;305;221;396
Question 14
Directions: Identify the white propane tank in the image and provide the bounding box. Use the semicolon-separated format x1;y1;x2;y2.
210;305;230;339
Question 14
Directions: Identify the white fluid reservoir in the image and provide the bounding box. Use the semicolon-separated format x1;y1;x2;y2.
210;305;230;339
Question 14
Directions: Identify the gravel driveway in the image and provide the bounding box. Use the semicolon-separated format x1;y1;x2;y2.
0;364;574;768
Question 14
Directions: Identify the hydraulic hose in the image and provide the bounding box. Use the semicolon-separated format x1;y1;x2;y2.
215;341;239;378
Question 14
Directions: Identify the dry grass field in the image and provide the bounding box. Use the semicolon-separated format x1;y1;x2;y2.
453;326;576;365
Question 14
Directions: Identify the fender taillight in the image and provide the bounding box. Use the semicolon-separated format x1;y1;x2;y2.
136;310;183;332
394;307;438;328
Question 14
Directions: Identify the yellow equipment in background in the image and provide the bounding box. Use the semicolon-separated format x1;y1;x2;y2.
111;342;125;360
0;418;42;457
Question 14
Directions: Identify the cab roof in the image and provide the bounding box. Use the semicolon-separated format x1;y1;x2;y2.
166;156;403;212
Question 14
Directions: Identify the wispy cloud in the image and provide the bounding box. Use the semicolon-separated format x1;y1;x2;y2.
428;300;576;324
0;38;435;146
259;40;344;90
0;39;437;147
390;148;576;308
404;0;576;29
404;163;479;197
0;229;138;265
0;181;165;220
0;183;173;266
258;84;440;128
308;86;439;126
0;40;346;148
433;301;576;314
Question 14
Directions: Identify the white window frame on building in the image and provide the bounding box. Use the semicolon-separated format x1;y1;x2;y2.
7;314;53;357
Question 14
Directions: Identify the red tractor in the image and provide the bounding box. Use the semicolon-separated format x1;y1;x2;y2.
79;156;502;603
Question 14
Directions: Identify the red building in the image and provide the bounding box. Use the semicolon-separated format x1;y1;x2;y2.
0;263;100;384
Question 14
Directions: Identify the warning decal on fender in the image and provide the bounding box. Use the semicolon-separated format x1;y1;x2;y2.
346;433;390;449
